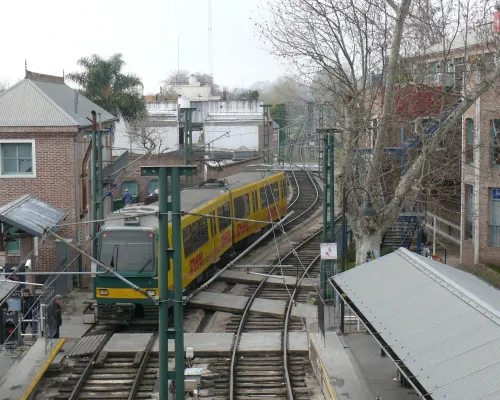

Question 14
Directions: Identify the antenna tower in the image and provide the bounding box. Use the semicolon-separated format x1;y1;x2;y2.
208;0;213;78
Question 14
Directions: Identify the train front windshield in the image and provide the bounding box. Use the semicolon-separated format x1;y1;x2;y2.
100;230;155;273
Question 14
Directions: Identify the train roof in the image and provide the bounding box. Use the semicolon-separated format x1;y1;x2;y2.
224;170;283;190
103;170;283;230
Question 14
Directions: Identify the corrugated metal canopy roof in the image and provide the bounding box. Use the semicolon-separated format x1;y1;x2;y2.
0;195;66;237
0;78;116;127
332;247;500;400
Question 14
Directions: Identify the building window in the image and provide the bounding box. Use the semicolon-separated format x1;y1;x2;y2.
148;179;159;195
122;180;138;195
2;225;20;254
465;184;473;240
491;120;500;165
0;141;35;176
489;188;500;247
466;119;474;164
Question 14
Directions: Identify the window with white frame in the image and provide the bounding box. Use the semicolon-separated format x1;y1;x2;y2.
0;141;35;176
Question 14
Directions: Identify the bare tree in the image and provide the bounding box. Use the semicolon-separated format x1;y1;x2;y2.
161;70;222;97
0;79;10;93
125;118;171;154
256;0;500;263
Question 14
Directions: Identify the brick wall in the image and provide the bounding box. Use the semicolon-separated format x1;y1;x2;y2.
460;69;500;267
113;153;263;202
0;130;77;275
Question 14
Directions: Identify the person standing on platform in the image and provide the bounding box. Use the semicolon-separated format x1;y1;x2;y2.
52;295;63;339
21;289;35;335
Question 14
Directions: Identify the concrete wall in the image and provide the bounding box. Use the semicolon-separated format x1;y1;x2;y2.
206;124;259;151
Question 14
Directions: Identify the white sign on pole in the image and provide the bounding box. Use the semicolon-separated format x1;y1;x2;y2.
320;243;337;260
91;261;97;278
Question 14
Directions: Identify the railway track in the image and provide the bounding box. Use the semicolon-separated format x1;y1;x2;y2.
228;230;324;400
36;326;159;400
35;132;326;400
226;136;326;399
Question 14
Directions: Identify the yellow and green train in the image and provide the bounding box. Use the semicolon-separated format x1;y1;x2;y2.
95;171;287;323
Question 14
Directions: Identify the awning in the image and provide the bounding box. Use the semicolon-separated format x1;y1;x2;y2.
0;195;66;237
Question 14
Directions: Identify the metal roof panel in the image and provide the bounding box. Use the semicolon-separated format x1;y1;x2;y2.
332;247;500;400
0;195;66;236
0;79;77;126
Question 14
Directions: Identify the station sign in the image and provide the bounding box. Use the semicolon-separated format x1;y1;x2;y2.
10;291;21;298
320;243;337;260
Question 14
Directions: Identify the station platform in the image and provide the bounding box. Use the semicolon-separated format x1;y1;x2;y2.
150;331;309;356
0;288;94;400
219;269;317;290
190;291;290;317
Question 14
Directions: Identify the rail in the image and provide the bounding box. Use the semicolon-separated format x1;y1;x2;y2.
128;331;159;400
67;329;116;400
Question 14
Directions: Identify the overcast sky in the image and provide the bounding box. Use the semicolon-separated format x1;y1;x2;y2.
1;0;284;94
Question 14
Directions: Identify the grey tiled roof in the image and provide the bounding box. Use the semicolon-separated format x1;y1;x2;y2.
0;78;116;127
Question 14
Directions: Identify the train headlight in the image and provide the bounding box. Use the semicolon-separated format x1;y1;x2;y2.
146;290;156;296
99;289;109;296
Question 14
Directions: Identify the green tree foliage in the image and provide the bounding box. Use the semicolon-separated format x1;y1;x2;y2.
67;53;146;122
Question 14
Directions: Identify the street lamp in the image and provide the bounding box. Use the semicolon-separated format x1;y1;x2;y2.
340;186;377;333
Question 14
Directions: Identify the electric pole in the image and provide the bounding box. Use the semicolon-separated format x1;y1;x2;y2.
180;107;197;187
141;164;196;400
318;128;338;299
260;104;272;164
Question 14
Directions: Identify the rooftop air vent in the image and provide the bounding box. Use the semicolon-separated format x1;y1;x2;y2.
124;217;140;226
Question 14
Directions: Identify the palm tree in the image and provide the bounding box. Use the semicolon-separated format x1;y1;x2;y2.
67;53;146;121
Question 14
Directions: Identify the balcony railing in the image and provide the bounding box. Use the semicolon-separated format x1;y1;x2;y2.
489;225;500;247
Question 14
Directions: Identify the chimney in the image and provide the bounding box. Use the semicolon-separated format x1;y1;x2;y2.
74;91;78;114
91;111;97;130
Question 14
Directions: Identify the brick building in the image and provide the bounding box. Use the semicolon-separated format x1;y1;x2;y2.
413;23;500;266
0;71;116;280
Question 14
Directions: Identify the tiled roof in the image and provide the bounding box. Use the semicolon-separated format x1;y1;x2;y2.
0;75;116;127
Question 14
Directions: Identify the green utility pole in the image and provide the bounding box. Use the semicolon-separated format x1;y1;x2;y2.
181;107;196;187
307;102;314;158
275;104;286;168
90;130;98;259
86;129;107;259
260;104;272;164
98;130;104;221
318;104;324;178
141;164;196;400
319;128;337;299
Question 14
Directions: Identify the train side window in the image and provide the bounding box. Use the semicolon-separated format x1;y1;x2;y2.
234;194;250;219
196;217;208;249
211;211;216;236
260;187;268;208
252;191;258;212
265;184;274;204
272;182;279;203
191;220;200;252
218;202;231;231
183;225;192;257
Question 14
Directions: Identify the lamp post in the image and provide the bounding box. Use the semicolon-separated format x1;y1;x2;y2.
340;186;377;333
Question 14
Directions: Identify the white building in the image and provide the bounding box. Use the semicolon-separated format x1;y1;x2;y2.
113;99;264;156
171;75;221;101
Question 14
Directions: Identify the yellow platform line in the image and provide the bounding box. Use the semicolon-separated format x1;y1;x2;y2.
309;334;338;400
21;338;66;400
